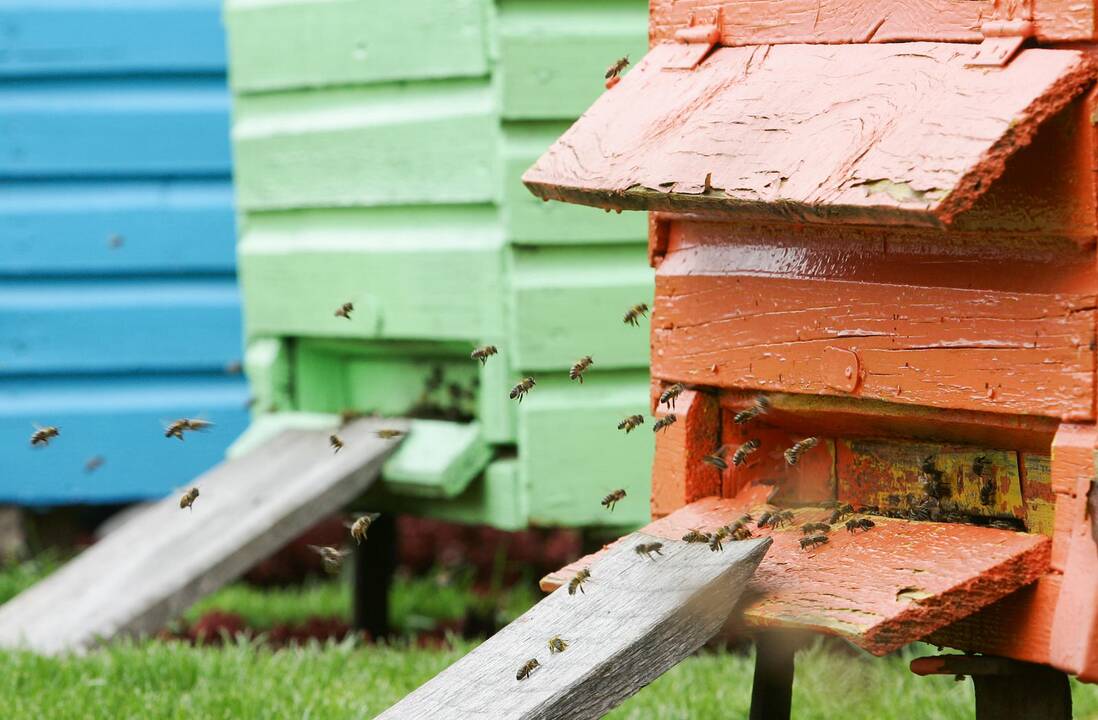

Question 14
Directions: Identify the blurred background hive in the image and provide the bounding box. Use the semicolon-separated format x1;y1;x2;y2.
0;1;249;504
226;0;653;529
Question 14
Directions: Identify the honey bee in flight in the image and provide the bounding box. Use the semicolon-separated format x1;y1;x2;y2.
623;303;649;326
617;414;644;433
164;418;213;441
376;429;404;440
605;55;630;80
702;447;730;470
179;487;199;511
516;658;541;681
732;439;760;466
334;302;353;320
652;414;677;433
659;383;685;409
548;636;569;654
329;434;344;453
634;542;664;559
84;455;105;473
30;424;60;447
801;522;830;535
800;534;829;550
784;438;819;466
602;488;627;511
846;518;875;533
308;545;350;575
568;568;591;596
470;345;498;365
682;529;709;544
733;396;770;424
569;356;594;383
510;377;536;402
347;512;381;544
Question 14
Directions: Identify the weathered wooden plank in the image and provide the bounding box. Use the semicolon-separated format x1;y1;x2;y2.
225;0;489;92
0;180;236;276
650;0;1097;45
509;244;651;371
238;207;504;341
0;0;225;76
377;533;770;719
652;236;1096;420
0;77;230;176
498;0;648;119
0;278;242;375
543;496;1051;655
0;418;404;654
524;43;1096;227
232;80;497;210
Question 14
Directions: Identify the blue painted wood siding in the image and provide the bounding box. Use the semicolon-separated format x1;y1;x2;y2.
0;1;247;504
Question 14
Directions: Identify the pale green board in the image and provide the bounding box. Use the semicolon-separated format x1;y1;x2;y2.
382;420;492;498
232;79;499;210
244;337;293;414
497;0;649;119
238;206;505;341
225;0;491;92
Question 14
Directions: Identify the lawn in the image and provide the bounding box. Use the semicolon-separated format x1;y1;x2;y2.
3;556;1098;719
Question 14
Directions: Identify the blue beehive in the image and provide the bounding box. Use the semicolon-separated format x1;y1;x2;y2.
0;1;248;504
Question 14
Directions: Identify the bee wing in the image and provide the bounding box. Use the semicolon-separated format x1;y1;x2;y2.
306;544;324;554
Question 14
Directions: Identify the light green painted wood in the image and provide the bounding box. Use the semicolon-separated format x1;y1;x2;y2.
225;0;491;92
232;79;499;210
227;412;340;458
503;122;648;243
244;338;293;413
238;206;505;341
474;337;518;444
517;371;652;528
509;245;652;371
497;0;648;119
382;420;492;498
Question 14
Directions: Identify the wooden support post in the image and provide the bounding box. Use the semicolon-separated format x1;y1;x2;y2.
749;633;798;720
911;654;1072;720
352;512;397;640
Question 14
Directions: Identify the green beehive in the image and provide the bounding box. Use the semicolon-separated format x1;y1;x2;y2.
225;0;651;529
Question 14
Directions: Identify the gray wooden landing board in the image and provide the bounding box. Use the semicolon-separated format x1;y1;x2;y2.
377;534;771;720
0;418;406;655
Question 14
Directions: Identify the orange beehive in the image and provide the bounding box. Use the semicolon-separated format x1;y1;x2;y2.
525;1;1098;714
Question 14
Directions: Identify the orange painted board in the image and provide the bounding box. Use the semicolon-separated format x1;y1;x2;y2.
651;247;1096;420
524;43;1097;227
651;390;722;517
542;495;1051;655
650;0;1097;45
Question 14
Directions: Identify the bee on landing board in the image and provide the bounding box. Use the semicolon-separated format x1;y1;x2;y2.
732;439;761;467
164;418;213;441
470;345;497;365
516;658;541;681
308;545;350;575
510;377;536;402
682;529;709;544
623;303;649;327
756;511;774;529
179;487;199;511
733;396;770;424
329;434;344;453
634;542;664;559
569;356;594;383
709;528;728;552
568;568;591;596
829;503;855;525
548;635;569;654
846;518;875;533
602;488;627;512
801;522;830;535
784;438;819;466
605;55;630;80
30;424;60;447
817;500;841;510
768;510;795;528
334;302;353;320
347;512;381;545
800;534;829;550
652;414;677;433
659;383;685;409
618;414;645;433
974;455;995;505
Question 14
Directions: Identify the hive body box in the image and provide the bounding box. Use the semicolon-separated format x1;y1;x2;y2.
225;0;653;529
0;1;248;504
525;0;1098;688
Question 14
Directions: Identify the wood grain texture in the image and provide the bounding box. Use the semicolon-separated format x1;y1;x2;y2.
0;418;403;654
543;496;1050;655
652;233;1097;420
524;43;1096;227
377;533;770;719
651;390;722;517
1035;0;1098;41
